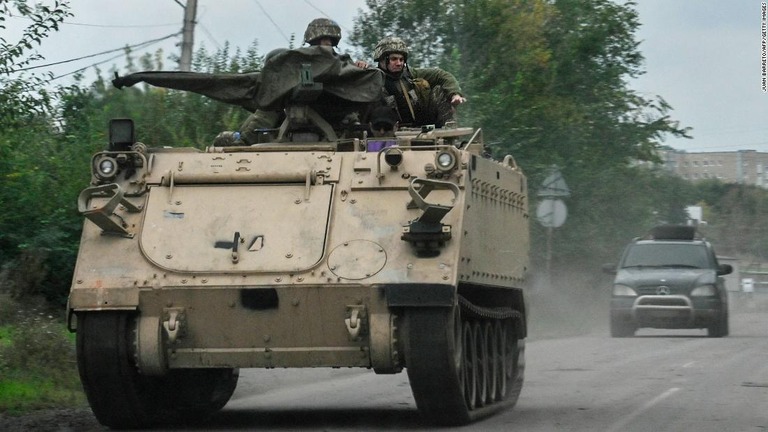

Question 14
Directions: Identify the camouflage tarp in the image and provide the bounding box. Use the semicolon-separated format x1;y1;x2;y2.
113;71;262;110
112;46;383;112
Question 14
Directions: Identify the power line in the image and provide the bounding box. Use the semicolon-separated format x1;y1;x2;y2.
303;0;354;36
8;14;178;29
62;20;178;29
252;0;291;45
14;32;181;72
50;52;126;81
303;0;331;18
198;23;223;50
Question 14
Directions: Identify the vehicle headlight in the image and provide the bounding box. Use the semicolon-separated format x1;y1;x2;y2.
384;148;403;168
95;156;118;180
612;284;637;297
435;150;457;172
691;285;717;296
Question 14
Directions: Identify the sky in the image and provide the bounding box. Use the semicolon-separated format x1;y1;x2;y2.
6;0;767;154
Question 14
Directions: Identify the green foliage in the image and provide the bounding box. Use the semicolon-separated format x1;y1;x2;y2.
0;1;72;127
0;1;264;306
0;326;11;346
85;42;263;150
351;0;697;280
0;369;86;414
695;182;768;260
350;0;450;67
0;296;84;414
537;166;696;267
1;0;768;327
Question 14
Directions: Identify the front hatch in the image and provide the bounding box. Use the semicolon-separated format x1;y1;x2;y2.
140;184;332;273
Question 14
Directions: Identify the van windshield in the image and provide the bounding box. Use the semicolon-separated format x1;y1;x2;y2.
622;243;710;269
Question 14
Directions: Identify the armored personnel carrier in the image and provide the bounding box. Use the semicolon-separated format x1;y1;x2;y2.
68;47;530;427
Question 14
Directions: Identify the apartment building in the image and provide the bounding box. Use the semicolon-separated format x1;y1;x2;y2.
661;149;768;187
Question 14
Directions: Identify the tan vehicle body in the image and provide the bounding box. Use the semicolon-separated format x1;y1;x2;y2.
69;59;529;428
71;130;527;369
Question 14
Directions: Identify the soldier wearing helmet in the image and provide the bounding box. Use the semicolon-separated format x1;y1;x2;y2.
235;18;364;144
304;18;342;47
373;36;466;127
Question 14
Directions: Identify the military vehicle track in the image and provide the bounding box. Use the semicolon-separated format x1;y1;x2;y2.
404;297;524;425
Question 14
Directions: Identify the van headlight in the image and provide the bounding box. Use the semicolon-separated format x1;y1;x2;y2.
691;285;717;296
612;284;637;297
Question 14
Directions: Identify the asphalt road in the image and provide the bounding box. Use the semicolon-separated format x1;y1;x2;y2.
184;299;768;431
6;298;765;431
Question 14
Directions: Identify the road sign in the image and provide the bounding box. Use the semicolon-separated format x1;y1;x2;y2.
538;166;570;198
536;198;567;228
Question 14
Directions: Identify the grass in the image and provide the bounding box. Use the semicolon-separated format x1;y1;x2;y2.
0;326;12;348
0;373;86;415
0;296;88;415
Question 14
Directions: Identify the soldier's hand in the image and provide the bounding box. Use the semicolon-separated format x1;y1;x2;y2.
451;94;466;106
354;60;369;69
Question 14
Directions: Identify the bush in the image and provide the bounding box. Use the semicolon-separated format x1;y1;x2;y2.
0;294;15;326
0;296;85;414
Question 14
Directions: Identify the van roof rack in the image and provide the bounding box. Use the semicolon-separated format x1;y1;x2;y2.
643;225;699;241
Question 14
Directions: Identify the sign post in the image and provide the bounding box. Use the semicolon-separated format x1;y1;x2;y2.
536;166;570;287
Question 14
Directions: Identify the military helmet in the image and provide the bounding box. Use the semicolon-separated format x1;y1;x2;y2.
373;36;409;62
304;18;342;46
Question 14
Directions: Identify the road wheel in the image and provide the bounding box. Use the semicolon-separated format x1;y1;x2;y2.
484;321;499;404
473;321;488;408
463;320;478;410
494;320;507;401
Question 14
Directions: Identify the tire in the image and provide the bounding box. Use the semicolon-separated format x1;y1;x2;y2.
77;312;239;428
707;308;729;338
156;368;240;424
610;315;635;337
76;311;158;429
484;321;499;405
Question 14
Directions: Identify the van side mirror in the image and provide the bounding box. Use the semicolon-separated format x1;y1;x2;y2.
602;263;617;274
717;264;733;276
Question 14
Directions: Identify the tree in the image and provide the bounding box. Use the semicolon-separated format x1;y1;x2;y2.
1;2;263;304
0;0;72;126
350;0;449;67
350;0;693;281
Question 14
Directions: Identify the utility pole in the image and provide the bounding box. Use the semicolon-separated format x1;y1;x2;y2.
178;0;198;71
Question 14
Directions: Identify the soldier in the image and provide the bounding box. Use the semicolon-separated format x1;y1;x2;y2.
368;105;399;138
373;36;466;128
303;17;342;48
236;18;355;144
366;105;399;152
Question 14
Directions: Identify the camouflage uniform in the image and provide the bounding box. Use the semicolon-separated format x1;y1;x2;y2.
374;36;462;128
